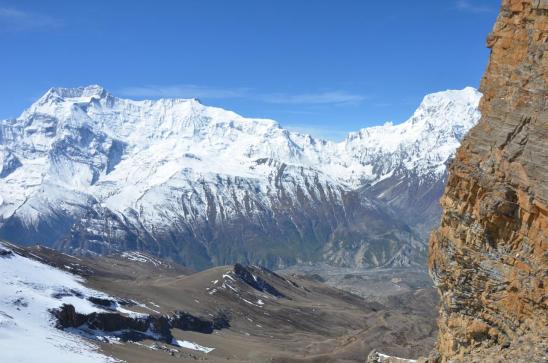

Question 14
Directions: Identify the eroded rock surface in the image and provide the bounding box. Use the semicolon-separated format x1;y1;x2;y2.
428;0;547;361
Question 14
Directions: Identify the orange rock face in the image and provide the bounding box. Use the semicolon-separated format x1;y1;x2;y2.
428;0;547;361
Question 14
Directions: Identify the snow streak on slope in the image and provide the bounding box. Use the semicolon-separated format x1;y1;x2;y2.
0;242;117;363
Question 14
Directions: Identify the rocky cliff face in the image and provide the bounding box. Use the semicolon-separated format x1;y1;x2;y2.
428;0;547;361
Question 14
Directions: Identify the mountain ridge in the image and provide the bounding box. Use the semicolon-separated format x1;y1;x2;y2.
0;86;481;269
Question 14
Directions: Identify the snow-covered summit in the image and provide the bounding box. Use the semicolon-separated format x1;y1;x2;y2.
12;84;481;182
48;84;108;99
342;87;481;178
25;84;279;140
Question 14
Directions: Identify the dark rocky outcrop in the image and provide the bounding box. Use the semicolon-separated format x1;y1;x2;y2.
0;245;13;257
0;149;21;178
233;263;285;298
169;309;230;333
50;303;231;344
212;309;231;330
169;311;215;334
87;296;118;309
51;304;173;343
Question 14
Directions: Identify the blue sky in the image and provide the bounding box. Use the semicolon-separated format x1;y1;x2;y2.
0;0;499;140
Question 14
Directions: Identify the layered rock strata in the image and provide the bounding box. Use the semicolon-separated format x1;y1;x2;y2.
428;0;547;361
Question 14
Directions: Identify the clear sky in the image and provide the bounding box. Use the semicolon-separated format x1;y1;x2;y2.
1;0;499;140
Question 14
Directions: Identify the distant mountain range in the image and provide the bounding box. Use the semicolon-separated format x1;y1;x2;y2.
0;85;481;270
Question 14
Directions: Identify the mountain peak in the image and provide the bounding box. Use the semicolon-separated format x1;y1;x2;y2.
347;87;481;138
406;87;481;127
18;85;111;121
44;84;108;100
419;86;480;106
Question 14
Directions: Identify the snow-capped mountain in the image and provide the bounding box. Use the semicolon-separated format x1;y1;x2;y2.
0;85;481;269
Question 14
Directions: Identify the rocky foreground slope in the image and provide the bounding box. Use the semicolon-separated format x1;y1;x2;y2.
0;85;480;270
1;241;437;362
428;0;547;361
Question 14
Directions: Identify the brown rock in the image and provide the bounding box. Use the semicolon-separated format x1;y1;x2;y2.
428;0;547;362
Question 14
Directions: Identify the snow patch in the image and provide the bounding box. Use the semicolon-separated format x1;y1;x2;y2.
173;339;215;353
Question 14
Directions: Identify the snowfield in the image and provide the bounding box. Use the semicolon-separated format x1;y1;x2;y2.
0;242;118;362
